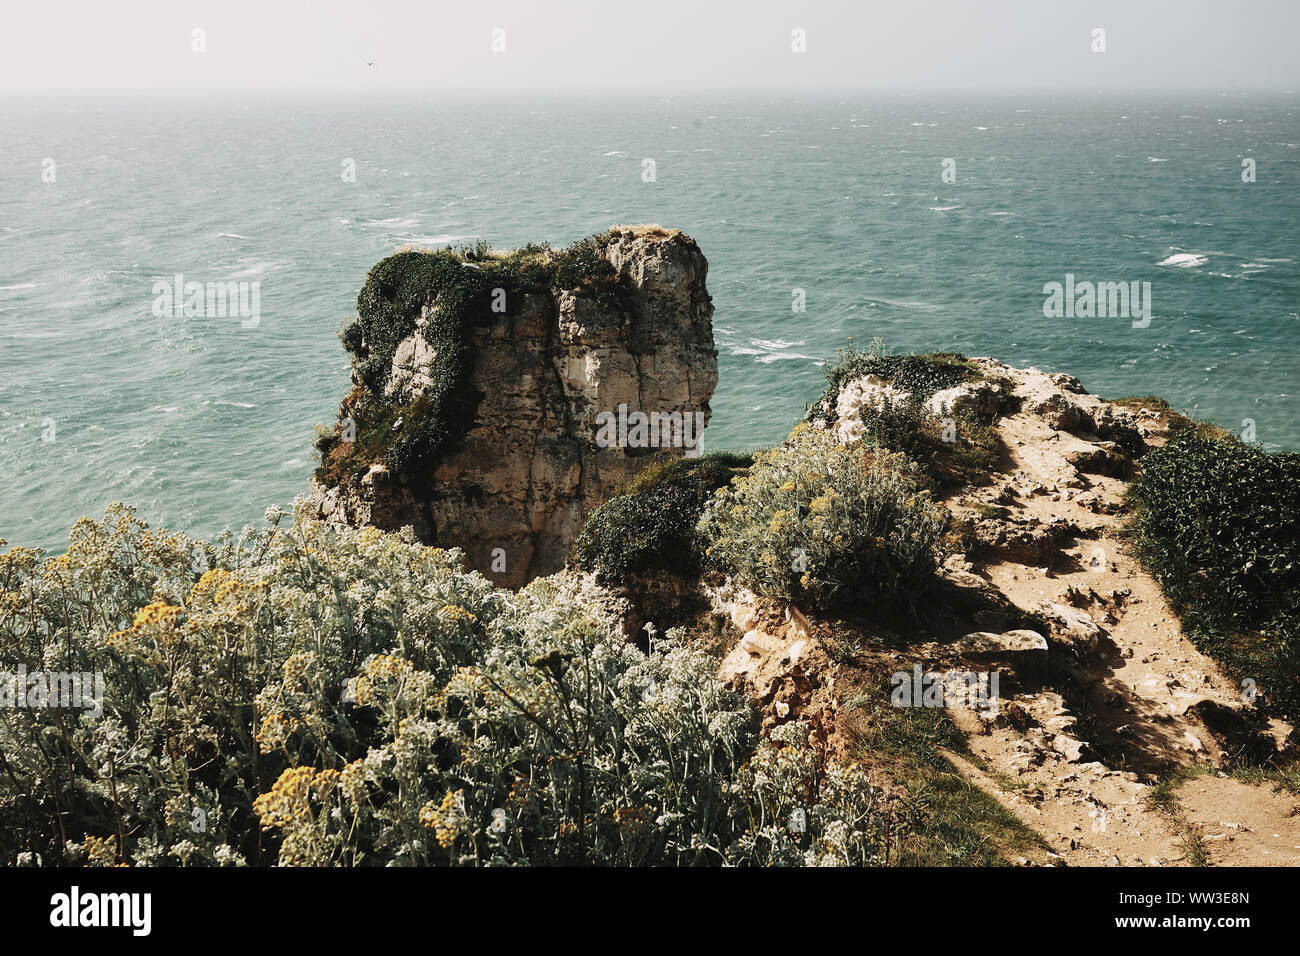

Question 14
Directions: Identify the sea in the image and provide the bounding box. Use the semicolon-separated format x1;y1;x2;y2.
1;91;1297;553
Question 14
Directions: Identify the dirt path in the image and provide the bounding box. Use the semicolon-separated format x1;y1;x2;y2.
932;361;1297;866
1178;775;1300;866
710;359;1297;866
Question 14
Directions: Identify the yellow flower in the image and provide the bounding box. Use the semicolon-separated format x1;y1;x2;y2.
339;759;369;803
364;654;412;681
437;604;478;626
82;834;118;867
131;598;181;632
252;766;315;830
105;629;133;653
313;768;342;799
214;577;242;604
282;651;318;685
188;568;232;605
254;713;300;754
42;553;71;579
420;789;465;849
0;547;41;574
768;509;793;533
346;675;374;705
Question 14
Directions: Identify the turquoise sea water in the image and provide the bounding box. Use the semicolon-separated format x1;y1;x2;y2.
1;92;1297;553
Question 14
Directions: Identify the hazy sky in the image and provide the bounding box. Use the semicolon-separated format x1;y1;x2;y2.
2;0;1297;93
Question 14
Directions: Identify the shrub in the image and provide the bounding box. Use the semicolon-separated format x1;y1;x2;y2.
809;341;1001;486
816;339;978;420
697;425;947;611
573;451;752;582
0;503;882;866
1127;430;1300;718
724;721;884;866
856;395;1001;486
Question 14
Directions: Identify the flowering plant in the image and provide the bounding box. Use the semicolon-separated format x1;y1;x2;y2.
0;502;881;866
698;426;946;610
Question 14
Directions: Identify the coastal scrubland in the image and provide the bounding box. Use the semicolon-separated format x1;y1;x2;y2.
3;336;1297;866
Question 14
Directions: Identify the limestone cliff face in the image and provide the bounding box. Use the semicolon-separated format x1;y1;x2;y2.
308;226;718;587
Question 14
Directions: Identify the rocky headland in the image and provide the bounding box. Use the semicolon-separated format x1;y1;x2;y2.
713;356;1299;865
306;226;1299;865
7;226;1296;869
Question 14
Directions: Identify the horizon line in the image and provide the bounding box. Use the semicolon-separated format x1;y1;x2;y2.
3;84;1297;97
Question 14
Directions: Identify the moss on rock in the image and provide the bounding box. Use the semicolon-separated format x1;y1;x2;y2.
315;234;627;489
809;340;1005;487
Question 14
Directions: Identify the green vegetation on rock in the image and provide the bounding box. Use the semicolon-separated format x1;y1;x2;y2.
856;396;1003;486
315;234;627;489
818;340;979;411
812;340;1006;486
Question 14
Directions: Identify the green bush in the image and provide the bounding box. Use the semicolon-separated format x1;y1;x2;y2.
573;451;752;582
817;340;978;419
697;425;947;611
1127;430;1300;718
0;504;883;866
807;341;1001;486
856;395;1000;486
